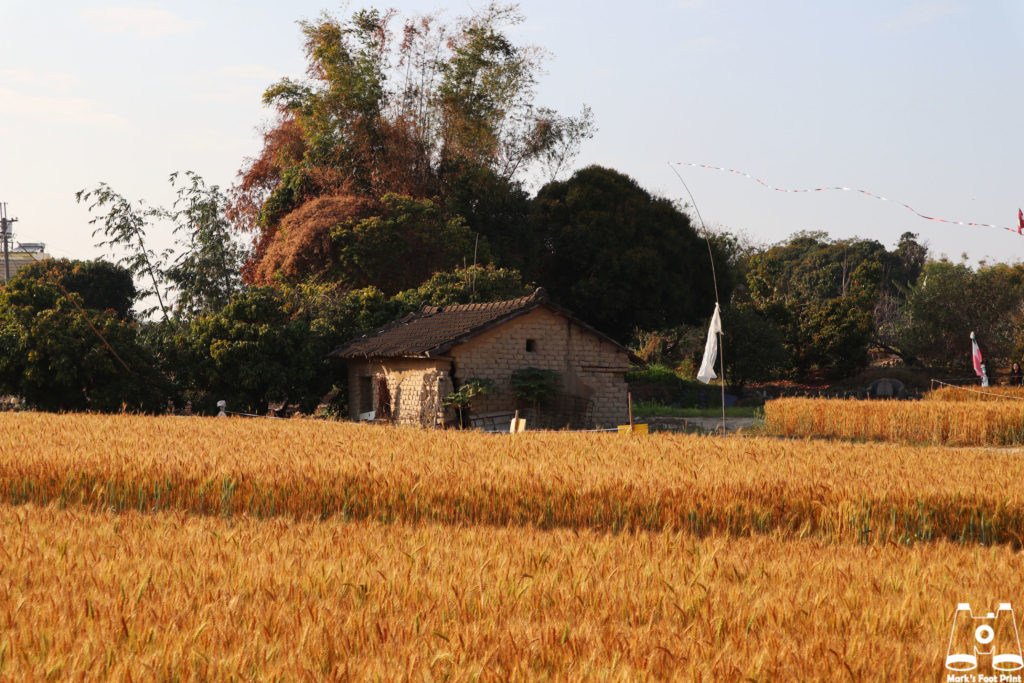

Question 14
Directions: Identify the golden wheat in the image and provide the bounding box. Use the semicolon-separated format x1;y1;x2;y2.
926;385;1024;401
762;396;1024;446
1;412;1023;546
0;502;1009;681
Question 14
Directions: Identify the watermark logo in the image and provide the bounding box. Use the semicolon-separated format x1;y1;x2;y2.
946;603;1024;681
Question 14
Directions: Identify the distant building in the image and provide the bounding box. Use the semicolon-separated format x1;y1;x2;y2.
1;242;49;283
329;288;639;429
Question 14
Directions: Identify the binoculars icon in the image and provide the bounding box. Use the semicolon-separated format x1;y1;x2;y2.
946;603;1024;672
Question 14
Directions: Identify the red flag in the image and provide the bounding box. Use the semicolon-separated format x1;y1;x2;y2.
971;332;983;377
1019;208;1023;234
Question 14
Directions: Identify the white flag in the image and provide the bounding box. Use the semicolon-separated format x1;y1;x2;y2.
697;303;722;384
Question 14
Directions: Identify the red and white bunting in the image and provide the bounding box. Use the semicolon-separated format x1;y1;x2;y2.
674;162;1022;237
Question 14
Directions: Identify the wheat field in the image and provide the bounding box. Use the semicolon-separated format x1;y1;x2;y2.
0;503;1012;681
2;412;1024;545
0;411;1020;680
926;384;1024;401
762;396;1024;446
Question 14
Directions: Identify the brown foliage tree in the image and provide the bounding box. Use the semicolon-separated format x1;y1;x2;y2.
252;195;379;285
231;4;592;286
253;193;477;296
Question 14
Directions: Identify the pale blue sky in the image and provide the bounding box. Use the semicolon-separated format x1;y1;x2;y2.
1;0;1022;267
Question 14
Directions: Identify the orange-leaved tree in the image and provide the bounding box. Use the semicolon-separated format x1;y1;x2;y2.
230;4;592;287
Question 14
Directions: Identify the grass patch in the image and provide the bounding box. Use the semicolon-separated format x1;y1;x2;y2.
632;401;761;418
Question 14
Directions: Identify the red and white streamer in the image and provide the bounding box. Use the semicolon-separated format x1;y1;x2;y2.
673;162;1020;236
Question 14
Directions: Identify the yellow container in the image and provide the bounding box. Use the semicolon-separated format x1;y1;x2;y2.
617;423;648;435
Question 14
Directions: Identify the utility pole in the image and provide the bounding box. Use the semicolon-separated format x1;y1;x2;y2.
0;203;17;283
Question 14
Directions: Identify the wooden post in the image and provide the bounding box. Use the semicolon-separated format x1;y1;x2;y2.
628;392;634;430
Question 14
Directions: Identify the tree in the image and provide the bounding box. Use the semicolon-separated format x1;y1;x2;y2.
721;304;792;386
746;232;889;308
0;261;167;412
700;228;762;303
531;166;722;342
163;172;247;318
740;231;921;377
76;184;172;321
78;173;247;321
443;377;496;428
176;284;407;415
893;232;928;289
440;164;537;275
179;288;323;415
391;263;531;308
8;258;136;320
231;4;593;281
799;298;874;378
898;259;1024;367
509;367;559;421
286;282;401;354
253;193;478;294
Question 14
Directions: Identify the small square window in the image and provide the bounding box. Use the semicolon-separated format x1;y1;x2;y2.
525;339;536;352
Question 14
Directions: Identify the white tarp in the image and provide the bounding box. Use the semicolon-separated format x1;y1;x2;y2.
697;303;722;384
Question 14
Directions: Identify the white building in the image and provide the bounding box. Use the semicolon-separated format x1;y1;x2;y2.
1;242;49;283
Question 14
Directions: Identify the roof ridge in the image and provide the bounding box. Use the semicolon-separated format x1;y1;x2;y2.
329;286;583;360
437;287;545;314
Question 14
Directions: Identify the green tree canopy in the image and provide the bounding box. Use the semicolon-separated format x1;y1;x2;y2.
0;260;166;411
178;287;323;415
392;263;531;308
739;231;927;377
6;258;136;320
898;259;1024;367
721;304;792;386
531;165;722;342
174;284;405;415
440;164;537;275
746;231;890;308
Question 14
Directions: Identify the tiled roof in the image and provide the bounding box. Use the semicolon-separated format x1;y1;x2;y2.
329;287;632;360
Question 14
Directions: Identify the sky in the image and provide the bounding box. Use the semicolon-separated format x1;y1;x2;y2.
1;0;1022;268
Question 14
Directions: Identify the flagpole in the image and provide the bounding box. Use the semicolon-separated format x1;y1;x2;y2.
718;323;725;432
669;163;727;434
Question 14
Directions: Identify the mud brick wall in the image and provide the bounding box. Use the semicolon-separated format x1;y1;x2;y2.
347;358;452;427
449;309;631;428
346;308;632;428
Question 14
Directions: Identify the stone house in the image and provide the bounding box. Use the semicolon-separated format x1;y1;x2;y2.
328;288;637;429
